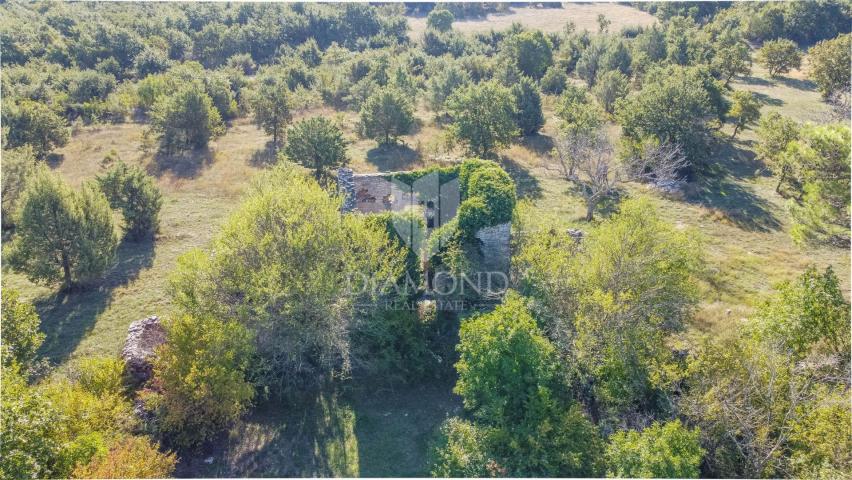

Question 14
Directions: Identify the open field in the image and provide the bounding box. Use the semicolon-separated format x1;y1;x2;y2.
3;8;848;474
407;3;657;39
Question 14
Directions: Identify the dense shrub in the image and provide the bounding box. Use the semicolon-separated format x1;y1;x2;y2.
807;33;851;97
1;145;37;229
511;76;544;136
3;100;69;158
539;66;567;95
149;82;223;153
96;159;163;241
606;420;704;478
71;436;176;479
0;288;44;369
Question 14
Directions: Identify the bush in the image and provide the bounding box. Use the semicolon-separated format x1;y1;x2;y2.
96;159;163;241
427;8;454;33
606;420;704;478
72;356;126;397
502;30;553;80
430;418;492;477
466;166;517;225
72;435;176;479
3;100;69;158
5;168;118;290
153;314;255;448
808;33;851;97
0;288;44;369
540;66;567;95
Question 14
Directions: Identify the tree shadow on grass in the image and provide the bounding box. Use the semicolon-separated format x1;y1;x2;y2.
739;75;774;87
777;76;819;92
152;146;215;179
249;141;279;168
36;239;156;365
366;143;421;171
520;133;555;156
752;91;785;107
497;154;543;200
177;387;360;478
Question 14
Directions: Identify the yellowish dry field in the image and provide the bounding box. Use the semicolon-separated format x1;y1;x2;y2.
407;3;657;39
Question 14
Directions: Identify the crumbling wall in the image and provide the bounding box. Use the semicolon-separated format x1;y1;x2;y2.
338;168;414;214
475;222;511;272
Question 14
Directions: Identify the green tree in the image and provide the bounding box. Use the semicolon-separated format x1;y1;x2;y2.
606;420;704;478
592;69;629;115
617;65;716;163
807;33;851;98
753;265;850;360
728;90;761;138
785;124;850;246
575;38;606;87
152;313;255;448
426;8;454;32
711;35;752;87
5;168;118;290
250;73;291;150
168;166;406;393
447;81;518;156
358;86;415;145
283;117;349;183
755;112;800;193
149;82;223;153
502;30;553;80
1;146;37;229
511;76;544;136
96;159;163;241
454;293;557;426
540;66;567;95
0;289;45;369
4;100;69;159
426;59;470;113
756;39;802;77
556;84;603;136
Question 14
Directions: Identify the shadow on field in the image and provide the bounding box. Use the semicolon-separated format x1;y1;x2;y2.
777;76;819;91
176;380;461;478
36;239;156;364
366;143;421;171
686;141;781;232
498;154;543;200
153;147;215;178
753;91;784;107
249;141;279;167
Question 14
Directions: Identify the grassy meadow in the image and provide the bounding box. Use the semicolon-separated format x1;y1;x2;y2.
3;4;848;476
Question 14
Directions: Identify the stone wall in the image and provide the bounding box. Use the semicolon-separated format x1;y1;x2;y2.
475;222;511;272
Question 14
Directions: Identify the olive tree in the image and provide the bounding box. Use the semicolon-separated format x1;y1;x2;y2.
756;39;802;77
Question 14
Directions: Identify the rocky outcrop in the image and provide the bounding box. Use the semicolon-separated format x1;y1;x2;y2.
121;316;166;384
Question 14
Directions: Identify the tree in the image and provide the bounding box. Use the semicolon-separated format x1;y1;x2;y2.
3;100;69;159
96;159;163;241
168;167;406;393
807;33;851;98
556;85;603;137
426;8;454;32
152;313;255;448
597;13;611;33
606;420;704;478
0;289;45;369
426;59;470;113
511;76;544;136
249;73;291;151
430;418;492;477
72;436;176;479
712;35;752;87
5;168;118;290
785;124;850;246
755;112;800;193
575;38;606;87
728;90;761;138
592;70;629;115
359;86;415;145
502;30;553;80
753;265;850;360
447;81;518;156
756;39;802;77
1;146;37;229
283;117;348;183
149;82;223;153
540;66;567;95
617;65;716;164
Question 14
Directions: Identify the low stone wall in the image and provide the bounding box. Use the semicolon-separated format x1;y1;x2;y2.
475;222;511;272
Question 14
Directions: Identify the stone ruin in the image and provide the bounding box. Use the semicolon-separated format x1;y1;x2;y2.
121;315;166;384
337;166;511;274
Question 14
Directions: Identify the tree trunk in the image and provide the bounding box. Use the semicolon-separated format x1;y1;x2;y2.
731;124;740;138
61;251;72;291
585;199;596;221
775;170;786;194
